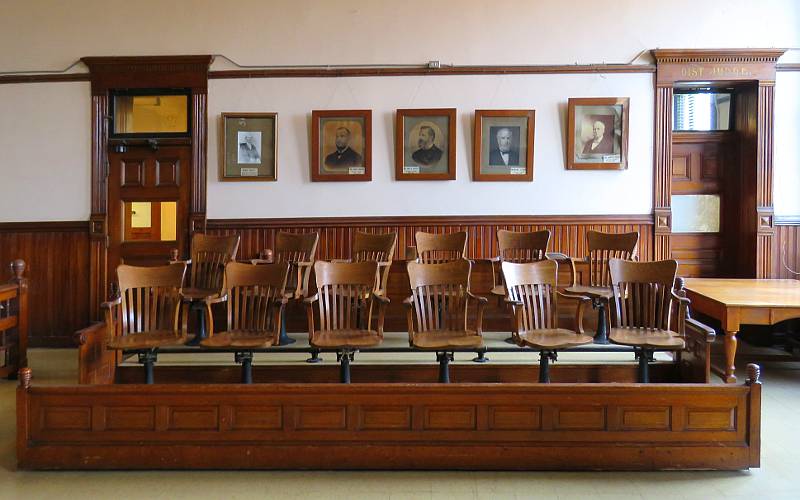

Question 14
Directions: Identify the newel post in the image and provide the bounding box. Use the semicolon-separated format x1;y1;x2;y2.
10;260;29;370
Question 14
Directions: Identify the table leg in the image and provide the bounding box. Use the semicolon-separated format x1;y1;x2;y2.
724;329;738;384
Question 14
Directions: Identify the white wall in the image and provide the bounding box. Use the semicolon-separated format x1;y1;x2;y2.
773;71;800;218
208;73;654;218
0;82;91;221
0;0;798;221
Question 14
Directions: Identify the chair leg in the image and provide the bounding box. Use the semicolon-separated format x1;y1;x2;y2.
138;350;157;384
437;352;453;383
539;351;557;383
337;350;354;383
306;349;323;363
235;351;253;384
637;348;651;383
472;349;489;363
277;313;296;345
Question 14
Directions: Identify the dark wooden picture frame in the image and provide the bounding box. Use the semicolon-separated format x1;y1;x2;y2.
311;109;372;182
395;108;457;181
473;109;535;181
567;97;629;170
220;112;278;181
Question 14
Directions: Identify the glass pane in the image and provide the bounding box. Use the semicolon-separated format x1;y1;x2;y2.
113;95;188;134
672;93;731;131
671;195;720;233
124;201;177;241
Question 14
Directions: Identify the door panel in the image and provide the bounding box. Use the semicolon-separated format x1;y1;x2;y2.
670;134;735;278
108;146;190;270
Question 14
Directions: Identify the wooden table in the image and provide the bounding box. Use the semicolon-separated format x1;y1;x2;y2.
684;278;800;383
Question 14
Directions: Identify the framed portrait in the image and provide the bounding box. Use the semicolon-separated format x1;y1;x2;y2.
395;108;456;181
220;113;278;181
567;97;629;170
311;109;372;182
473;110;535;181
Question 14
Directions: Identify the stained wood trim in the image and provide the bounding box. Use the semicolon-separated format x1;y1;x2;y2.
208;214;654;230
209;64;655;80
653;49;786;64
0;221;89;233
0;73;90;85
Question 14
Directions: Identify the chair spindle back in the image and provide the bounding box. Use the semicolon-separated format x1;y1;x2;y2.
225;262;289;333
274;232;319;264
188;234;240;292
415;231;468;264
586;231;639;287
501;260;559;332
498;229;550;263
116;263;187;336
609;258;678;331
313;261;378;332
407;259;471;332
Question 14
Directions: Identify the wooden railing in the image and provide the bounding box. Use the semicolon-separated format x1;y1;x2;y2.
0;259;28;377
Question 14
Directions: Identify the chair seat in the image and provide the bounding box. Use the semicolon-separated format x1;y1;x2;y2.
200;331;279;348
413;330;484;350
107;331;187;350
490;285;505;296
563;285;613;299
311;330;382;349
609;327;685;349
515;329;594;350
181;287;221;301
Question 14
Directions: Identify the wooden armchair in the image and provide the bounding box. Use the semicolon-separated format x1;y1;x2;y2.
501;260;593;382
102;263;188;384
334;231;397;296
304;261;388;383
172;233;240;344
414;231;467;263
255;231;319;345
563;230;639;344
405;259;486;383
608;258;688;383
200;261;290;383
488;229;551;297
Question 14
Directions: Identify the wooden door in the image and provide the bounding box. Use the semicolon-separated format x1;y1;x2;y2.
670;132;737;277
108;145;190;270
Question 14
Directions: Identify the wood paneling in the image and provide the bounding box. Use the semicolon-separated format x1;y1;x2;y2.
207;215;654;262
773;221;800;279
17;366;762;471
0;222;89;347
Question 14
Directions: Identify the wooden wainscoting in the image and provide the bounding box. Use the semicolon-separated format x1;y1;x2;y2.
206;214;654;262
773;220;800;279
0;222;90;347
208;215;653;332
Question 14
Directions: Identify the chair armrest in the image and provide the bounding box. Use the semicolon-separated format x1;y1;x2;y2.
296;261;314;268
376;261;392;267
474;256;500;263
557;291;591;335
467;291;488;304
671;290;691;306
330;259;352;263
685;317;716;343
203;293;229;305
171;259;191;266
372;292;390;304
403;296;414;307
101;296;122;309
545;252;570;261
250;258;271;265
504;298;523;306
303;293;319;305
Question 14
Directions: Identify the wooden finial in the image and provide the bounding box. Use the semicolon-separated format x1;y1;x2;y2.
259;249;274;263
675;276;685;291
746;364;761;385
10;259;25;282
169;248;179;262
19;367;32;388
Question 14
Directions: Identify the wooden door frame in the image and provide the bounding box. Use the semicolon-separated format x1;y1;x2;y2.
83;55;212;320
652;49;785;278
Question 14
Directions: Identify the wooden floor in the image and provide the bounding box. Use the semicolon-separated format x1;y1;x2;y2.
2;345;800;498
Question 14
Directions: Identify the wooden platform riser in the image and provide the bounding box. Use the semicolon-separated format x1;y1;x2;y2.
17;381;761;471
